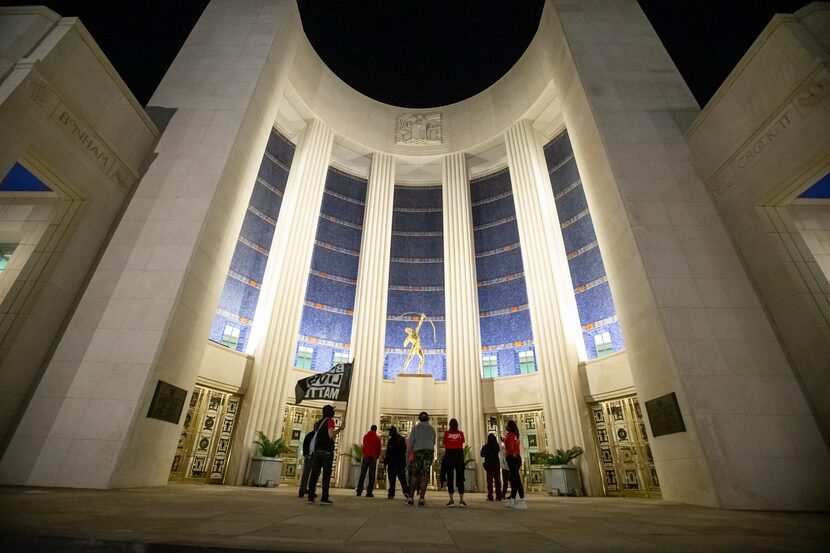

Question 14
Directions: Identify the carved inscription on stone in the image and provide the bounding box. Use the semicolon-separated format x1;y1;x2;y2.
24;73;134;189
395;113;442;145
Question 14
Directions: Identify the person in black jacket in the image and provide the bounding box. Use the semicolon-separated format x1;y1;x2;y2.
384;426;409;500
480;433;503;501
298;421;319;498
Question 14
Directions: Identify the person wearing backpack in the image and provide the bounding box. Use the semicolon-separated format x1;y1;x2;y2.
306;405;345;505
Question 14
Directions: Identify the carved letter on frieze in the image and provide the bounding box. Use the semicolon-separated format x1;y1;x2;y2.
395;113;442;145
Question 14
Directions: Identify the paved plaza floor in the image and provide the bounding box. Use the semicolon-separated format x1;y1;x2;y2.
0;484;828;552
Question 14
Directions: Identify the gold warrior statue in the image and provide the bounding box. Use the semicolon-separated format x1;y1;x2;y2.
403;313;427;375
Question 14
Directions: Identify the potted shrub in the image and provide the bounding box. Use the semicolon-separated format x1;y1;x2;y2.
463;444;477;493
347;443;363;488
538;446;584;496
246;431;293;487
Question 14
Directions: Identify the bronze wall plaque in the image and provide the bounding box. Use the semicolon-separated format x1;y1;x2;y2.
147;380;187;424
644;392;686;437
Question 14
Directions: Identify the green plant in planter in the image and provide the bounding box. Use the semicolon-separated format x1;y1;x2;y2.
254;431;293;458
463;444;476;468
350;443;363;463
537;446;584;466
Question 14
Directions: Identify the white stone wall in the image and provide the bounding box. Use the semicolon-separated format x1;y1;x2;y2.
0;11;158;477
545;0;829;509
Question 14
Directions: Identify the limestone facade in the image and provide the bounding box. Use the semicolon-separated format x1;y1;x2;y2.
0;1;827;510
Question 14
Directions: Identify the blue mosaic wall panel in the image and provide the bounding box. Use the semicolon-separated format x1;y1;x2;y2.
298;305;354;344
471;169;536;377
210;129;295;352
477;278;529;312
304;274;357;310
475;249;525;281
0;163;51;192
296;168;367;372
389;260;444;286
385;185;446;380
544;130;624;358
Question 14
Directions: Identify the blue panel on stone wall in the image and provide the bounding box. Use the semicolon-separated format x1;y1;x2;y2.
475;249;525;281
799;172;830;198
257;158;290;190
0;163;52;192
240;213;276;249
472;195;518;226
389;261;444;286
567;246;606;288
320;193;365;226
217;276;244;313
471;170;512;203
555;185;589;221
298;306;354;343
392;210;443;232
384;352;446;381
479;310;533;345
230;243;268;279
473;220;520;253
394;186;442;207
266;130;296;167
250;184;282;220
304;274;357;310
387;290;445;317
575;282;616;326
314;218;363;252
562;215;598;254
477;278;529;312
310;245;360;278
326;170;367;202
549;158;581;197
390;235;444;258
385;319;446;349
543;132;572;168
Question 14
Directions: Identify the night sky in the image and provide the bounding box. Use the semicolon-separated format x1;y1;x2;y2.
0;0;814;108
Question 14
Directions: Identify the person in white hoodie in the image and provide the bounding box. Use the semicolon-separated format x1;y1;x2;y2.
406;411;436;506
498;436;510;501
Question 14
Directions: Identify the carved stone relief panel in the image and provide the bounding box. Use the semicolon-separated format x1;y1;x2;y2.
395;113;442;145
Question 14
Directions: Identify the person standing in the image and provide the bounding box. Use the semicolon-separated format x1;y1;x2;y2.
443;418;466;507
406;411;436;506
504;420;527;509
356;424;381;497
384;426;409;499
499;435;510;500
298;421;319;498
307;405;345;505
480;433;502;502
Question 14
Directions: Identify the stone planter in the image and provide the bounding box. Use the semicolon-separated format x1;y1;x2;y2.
464;467;477;493
247;456;284;487
543;465;581;496
348;463;361;488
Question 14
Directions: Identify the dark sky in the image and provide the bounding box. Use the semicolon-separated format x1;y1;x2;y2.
0;0;813;109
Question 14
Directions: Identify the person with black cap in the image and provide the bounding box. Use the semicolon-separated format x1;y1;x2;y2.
406;411;436;506
306;405;345;505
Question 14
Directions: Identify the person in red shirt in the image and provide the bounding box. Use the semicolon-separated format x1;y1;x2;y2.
442;418;466;507
356;424;381;497
504;419;527;509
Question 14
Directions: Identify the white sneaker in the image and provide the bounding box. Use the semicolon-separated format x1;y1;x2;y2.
504;498;515;508
513;498;528;510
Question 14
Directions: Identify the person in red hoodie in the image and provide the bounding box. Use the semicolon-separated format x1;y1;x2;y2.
504;419;527;509
443;418;466;507
356;424;381;497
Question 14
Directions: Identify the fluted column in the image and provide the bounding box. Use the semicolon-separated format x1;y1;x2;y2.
235;118;334;482
505;120;584;450
337;152;396;485
442;152;485;490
